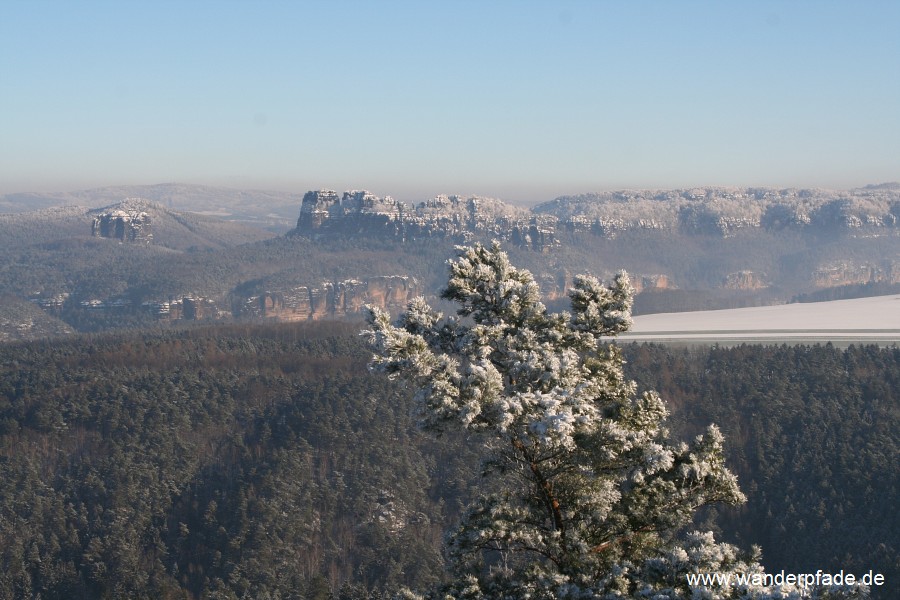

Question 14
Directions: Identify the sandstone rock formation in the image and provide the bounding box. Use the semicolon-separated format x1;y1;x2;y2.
245;276;421;321
535;186;900;238
294;187;900;250
633;274;676;293
723;271;769;290
294;190;559;251
92;203;152;243
813;260;900;288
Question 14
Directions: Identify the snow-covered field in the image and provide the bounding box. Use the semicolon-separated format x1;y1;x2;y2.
621;294;900;344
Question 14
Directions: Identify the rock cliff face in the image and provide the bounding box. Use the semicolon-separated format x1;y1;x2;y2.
813;261;900;288
536;186;900;238
63;295;222;322
294;187;900;248
295;190;558;251
633;274;676;293
245;276;420;321
723;271;769;290
92;205;152;243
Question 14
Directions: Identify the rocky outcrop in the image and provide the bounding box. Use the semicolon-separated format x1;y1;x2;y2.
69;295;221;320
296;190;406;238
723;271;769;290
813;261;900;288
633;274;676;293
363;276;419;311
761;203;812;230
536;272;574;301
180;297;219;320
294;190;559;251
294;187;900;250
248;271;672;319
535;187;900;238
92;206;152;243
297;190;347;230
246;276;421;321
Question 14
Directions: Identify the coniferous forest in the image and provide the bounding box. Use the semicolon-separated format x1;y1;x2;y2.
0;322;897;599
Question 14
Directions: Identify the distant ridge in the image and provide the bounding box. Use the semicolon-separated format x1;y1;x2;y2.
0;183;301;232
0;197;275;251
288;185;900;243
533;186;900;235
5;183;900;237
861;182;900;191
85;198;277;250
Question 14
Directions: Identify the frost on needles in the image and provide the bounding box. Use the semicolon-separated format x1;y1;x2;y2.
363;242;868;600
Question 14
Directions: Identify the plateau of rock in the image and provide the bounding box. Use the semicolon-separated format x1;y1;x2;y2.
92;203;152;243
293;186;900;242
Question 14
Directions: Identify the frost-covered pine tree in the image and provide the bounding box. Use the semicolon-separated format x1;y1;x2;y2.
364;242;868;600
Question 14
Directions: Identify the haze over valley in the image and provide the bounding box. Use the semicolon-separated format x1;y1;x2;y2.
0;182;898;342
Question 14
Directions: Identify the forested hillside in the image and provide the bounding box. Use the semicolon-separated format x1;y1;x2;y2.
0;323;471;598
624;343;899;593
0;324;896;598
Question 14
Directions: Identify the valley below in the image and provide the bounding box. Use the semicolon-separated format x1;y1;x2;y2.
1;183;899;341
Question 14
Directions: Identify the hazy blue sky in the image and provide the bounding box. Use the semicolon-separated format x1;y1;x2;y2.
2;1;898;203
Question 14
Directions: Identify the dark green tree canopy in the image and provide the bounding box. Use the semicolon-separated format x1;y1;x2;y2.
365;242;868;599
